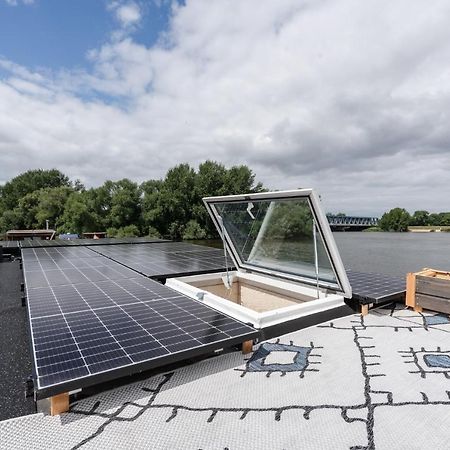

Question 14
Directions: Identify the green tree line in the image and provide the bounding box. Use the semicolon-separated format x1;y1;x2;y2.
0;162;264;240
379;208;450;232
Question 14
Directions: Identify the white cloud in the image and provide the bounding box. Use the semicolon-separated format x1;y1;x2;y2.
109;1;142;28
4;0;34;5
1;0;450;215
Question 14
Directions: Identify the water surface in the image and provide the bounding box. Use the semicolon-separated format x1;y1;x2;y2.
334;232;450;277
194;232;450;278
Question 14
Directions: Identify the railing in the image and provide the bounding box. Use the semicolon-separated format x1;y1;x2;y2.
327;216;379;227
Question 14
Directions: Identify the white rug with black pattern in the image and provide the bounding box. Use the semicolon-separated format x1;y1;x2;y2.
1;304;449;449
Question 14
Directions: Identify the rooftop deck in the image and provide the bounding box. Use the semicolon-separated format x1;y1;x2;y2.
1;305;449;449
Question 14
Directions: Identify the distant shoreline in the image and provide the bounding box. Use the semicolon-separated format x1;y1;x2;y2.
408;226;450;233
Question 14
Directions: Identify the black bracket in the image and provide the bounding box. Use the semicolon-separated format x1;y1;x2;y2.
25;376;34;398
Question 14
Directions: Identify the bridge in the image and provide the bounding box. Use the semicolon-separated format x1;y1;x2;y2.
327;215;379;231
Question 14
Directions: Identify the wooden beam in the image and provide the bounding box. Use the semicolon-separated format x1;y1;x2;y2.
50;393;69;416
406;272;416;308
242;340;253;354
361;304;369;316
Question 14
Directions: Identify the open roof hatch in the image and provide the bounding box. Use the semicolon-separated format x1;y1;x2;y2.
203;189;352;298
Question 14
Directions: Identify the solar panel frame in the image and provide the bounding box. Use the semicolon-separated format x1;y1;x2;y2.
22;246;257;399
88;241;234;279
346;270;406;304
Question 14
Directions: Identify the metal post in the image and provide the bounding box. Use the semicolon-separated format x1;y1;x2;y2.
313;220;320;299
218;215;231;289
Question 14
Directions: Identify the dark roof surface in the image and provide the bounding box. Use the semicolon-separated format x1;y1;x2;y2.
0;260;34;420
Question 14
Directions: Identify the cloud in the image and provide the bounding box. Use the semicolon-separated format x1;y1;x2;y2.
116;3;141;26
108;1;142;28
3;0;34;5
1;0;450;215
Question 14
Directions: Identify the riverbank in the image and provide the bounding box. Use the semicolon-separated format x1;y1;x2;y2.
408;226;450;232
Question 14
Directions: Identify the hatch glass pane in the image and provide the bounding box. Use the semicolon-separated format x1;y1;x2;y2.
214;198;337;286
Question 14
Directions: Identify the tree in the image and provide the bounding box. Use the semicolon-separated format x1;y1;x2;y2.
182;220;207;240
192;161;264;238
0;169;70;211
105;179;141;229
35;186;73;229
115;224;140;237
428;213;441;226
439;212;450;226
410;210;429;226
139;161;265;239
141;164;197;239
379;208;411;232
59;191;102;234
14;191;41;229
1;162;265;238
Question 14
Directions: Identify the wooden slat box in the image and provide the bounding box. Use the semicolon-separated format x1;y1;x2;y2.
406;268;450;314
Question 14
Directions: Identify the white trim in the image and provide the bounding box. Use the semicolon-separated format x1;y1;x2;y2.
166;272;345;329
203;188;314;202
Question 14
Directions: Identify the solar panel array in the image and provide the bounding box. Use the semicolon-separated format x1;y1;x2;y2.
22;246;257;398
0;240;20;248
20;237;168;248
89;241;233;279
346;270;406;304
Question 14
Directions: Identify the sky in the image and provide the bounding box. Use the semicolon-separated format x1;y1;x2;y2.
0;0;449;216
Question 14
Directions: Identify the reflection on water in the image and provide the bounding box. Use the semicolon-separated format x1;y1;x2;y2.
191;232;450;278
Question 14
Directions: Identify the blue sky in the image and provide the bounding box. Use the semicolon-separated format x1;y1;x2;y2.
0;0;449;216
0;0;172;70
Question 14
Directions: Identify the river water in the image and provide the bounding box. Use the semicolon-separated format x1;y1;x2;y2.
195;232;450;278
334;232;450;277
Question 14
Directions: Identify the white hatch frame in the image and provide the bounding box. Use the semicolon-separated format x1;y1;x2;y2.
167;270;345;329
203;189;352;298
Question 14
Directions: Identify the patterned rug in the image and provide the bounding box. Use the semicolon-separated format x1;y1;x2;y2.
1;304;449;449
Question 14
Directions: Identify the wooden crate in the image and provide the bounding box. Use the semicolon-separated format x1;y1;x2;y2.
406;268;450;314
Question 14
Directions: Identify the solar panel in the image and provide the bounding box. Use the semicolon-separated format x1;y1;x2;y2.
346;269;406;304
22;246;256;398
20;237;168;248
88;241;232;279
0;240;20;248
82;237;170;246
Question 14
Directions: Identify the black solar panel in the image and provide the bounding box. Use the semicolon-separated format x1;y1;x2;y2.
88;242;232;279
347;270;406;304
20;239;73;248
0;240;20;248
82;237;170;246
22;247;256;398
20;237;168;248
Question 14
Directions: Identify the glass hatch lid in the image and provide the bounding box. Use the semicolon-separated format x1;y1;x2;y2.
203;189;352;297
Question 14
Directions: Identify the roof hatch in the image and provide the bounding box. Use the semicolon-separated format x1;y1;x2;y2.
203;189;352;297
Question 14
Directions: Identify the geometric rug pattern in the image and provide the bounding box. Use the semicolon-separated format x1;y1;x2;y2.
1;304;449;449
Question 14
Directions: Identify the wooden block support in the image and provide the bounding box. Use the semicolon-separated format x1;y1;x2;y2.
406;272;416;308
50;393;69;416
242;340;253;354
360;304;369;316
